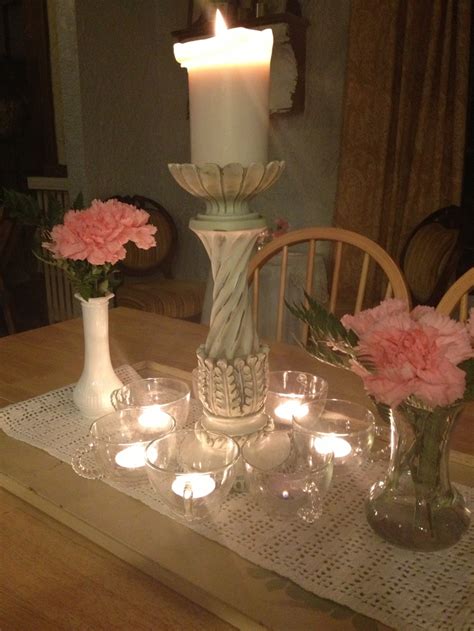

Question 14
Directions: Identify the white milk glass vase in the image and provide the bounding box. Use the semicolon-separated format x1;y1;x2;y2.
73;293;122;419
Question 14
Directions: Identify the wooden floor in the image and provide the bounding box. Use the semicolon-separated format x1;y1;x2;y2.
0;489;235;631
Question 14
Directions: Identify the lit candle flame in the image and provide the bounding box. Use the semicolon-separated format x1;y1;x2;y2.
215;9;227;36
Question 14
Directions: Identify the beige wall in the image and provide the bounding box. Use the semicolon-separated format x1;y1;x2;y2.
49;0;350;281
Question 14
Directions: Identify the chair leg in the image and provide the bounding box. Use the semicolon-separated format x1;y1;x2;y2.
0;285;15;334
3;300;16;334
0;270;15;334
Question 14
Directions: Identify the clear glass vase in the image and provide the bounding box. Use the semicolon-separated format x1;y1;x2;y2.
366;400;471;551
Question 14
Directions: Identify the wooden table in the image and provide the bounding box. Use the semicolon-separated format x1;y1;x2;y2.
0;308;472;631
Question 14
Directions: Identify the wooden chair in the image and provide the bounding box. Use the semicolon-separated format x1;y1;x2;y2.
400;206;464;306
248;226;411;343
436;268;474;321
27;177;76;323
110;195;205;321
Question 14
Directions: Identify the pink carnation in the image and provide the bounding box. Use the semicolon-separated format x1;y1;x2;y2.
411;305;473;365
44;199;156;266
355;320;467;408
341;299;409;337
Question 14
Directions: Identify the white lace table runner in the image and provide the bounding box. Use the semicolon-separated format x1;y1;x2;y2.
1;366;473;631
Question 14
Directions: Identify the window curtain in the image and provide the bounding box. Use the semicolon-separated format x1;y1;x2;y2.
333;0;471;307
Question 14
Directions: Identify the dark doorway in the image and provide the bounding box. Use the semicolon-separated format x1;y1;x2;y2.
0;0;64;191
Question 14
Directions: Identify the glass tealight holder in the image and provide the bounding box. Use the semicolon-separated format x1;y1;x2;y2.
293;398;376;469
71;406;176;482
145;429;240;522
242;429;334;523
111;378;190;428
265;371;328;427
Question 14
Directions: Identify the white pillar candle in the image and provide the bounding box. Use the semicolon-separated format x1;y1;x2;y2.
174;11;273;167
172;474;216;499
314;435;352;459
115;445;146;469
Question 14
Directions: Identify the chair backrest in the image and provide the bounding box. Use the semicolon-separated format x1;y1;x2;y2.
27;176;70;215
27;176;76;323
400;206;463;306
248;226;411;343
436;268;474;321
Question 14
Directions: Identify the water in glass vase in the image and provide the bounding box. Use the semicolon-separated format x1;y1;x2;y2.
366;401;471;551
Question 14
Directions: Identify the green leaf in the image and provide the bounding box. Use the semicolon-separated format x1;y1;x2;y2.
43;194;65;230
287;293;358;347
72;192;84;210
109;270;123;292
286;293;360;370
98;278;109;295
1;188;42;226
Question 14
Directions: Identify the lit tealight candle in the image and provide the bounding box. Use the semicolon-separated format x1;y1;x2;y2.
174;10;273;166
171;474;216;499
274;397;309;422
314;435;352;459
138;406;173;429
115;445;146;469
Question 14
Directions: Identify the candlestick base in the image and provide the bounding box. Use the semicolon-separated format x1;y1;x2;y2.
196;343;270;436
199;410;270;438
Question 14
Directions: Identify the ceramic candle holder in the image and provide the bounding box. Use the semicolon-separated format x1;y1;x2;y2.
145;429;240;522
242;428;334;522
293;399;376;469
71;406;176;482
265;371;328;428
111;378;190;428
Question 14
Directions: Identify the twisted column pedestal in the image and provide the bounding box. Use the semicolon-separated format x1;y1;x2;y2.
193;227;269;436
169;161;284;436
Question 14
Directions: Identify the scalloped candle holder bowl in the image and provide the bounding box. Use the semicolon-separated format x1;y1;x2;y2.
111;378;190;428
71;406;176;483
242;428;334;522
293;399;376;469
265;371;328;428
145;429;240;522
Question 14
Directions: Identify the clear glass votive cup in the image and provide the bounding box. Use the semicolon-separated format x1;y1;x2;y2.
111;377;190;427
242;428;334;522
145;429;240;522
293;398;376;468
71;406;176;482
265;370;328;427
